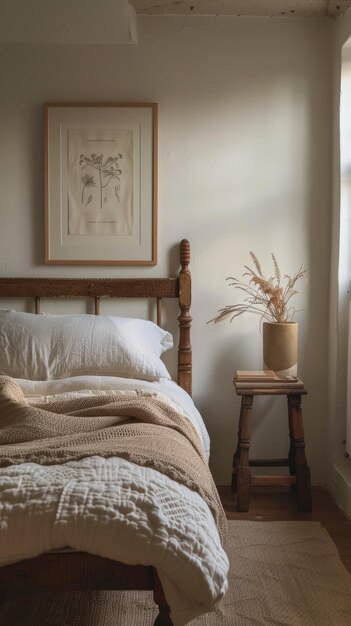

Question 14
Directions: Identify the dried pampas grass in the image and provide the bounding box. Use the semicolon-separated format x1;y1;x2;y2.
209;252;307;325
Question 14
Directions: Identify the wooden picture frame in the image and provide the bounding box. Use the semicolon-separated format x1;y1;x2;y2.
45;103;158;265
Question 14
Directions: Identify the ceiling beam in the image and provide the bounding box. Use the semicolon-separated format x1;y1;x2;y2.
130;0;351;18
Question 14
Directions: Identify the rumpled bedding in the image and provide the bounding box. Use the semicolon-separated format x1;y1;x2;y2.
0;376;229;626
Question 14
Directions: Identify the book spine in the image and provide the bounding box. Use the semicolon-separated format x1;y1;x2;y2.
235;377;279;383
235;382;304;389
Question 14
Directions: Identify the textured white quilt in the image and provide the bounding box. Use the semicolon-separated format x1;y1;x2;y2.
0;377;229;626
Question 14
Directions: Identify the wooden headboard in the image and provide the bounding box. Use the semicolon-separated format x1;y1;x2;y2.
0;239;192;395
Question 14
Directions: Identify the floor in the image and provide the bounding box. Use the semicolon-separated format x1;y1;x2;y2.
218;484;351;574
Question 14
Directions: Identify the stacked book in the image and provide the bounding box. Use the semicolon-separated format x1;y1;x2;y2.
234;370;304;389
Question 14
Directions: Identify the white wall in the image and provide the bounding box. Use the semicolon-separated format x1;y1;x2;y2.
0;16;332;484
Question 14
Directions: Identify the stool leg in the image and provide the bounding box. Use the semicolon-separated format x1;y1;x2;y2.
288;394;312;512
288;403;297;493
236;395;253;512
232;399;244;493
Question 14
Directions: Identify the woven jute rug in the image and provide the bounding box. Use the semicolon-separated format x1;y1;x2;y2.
1;520;351;626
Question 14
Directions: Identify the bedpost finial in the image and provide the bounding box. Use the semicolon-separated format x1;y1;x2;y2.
180;239;190;270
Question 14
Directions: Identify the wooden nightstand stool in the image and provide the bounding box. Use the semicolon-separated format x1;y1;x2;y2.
232;377;312;513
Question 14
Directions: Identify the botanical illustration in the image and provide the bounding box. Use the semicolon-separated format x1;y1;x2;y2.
67;129;133;236
209;252;307;325
80;153;123;209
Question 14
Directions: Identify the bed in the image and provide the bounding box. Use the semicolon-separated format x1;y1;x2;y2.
0;240;228;626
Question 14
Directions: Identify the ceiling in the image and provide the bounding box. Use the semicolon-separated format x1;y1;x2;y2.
130;0;351;18
1;0;350;46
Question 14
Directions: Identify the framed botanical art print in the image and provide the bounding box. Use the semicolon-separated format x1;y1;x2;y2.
45;103;157;265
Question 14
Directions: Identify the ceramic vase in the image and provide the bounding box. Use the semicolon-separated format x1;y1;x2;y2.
263;321;298;377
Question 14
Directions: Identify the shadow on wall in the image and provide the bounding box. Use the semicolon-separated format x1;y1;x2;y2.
301;40;333;484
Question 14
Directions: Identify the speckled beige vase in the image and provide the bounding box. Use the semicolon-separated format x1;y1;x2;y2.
263;321;298;377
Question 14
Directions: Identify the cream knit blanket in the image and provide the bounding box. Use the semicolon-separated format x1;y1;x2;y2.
0;376;227;543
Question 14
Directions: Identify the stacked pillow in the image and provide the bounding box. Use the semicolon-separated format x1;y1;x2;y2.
0;311;173;381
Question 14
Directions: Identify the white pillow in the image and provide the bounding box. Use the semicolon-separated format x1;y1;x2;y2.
0;311;173;382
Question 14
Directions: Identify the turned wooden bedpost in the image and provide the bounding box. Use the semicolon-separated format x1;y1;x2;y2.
178;239;192;396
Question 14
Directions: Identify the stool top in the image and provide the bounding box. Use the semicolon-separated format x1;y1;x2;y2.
233;375;307;396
